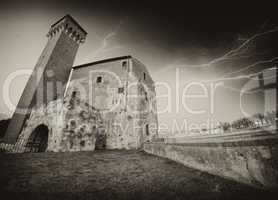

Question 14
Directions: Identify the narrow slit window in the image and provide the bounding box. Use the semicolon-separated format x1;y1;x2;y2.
146;124;150;136
145;91;148;101
143;72;146;80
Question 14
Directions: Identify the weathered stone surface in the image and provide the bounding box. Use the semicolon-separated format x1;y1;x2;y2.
1;16;157;153
144;138;278;189
0;56;158;153
63;56;158;150
10;92;103;152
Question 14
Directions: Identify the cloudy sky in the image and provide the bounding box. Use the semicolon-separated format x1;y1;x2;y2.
0;0;277;131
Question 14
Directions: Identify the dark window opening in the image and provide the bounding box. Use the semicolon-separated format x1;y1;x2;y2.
145;91;148;101
80;141;85;147
118;87;124;93
146;124;150;136
72;91;77;98
143;72;146;80
122;61;127;70
96;76;102;83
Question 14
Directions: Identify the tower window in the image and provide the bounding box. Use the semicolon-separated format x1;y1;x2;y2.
96;76;102;83
143;72;146;80
146;124;150;136
122;61;127;70
118;87;124;93
145;91;148;101
72;91;77;98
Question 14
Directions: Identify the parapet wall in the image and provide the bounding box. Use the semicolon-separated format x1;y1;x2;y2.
144;133;278;189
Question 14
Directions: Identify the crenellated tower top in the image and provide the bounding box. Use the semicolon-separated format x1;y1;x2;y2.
47;15;87;44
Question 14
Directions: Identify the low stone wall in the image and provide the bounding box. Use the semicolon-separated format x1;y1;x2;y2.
144;136;278;189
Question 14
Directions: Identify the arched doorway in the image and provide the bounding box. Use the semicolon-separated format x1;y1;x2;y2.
25;124;49;152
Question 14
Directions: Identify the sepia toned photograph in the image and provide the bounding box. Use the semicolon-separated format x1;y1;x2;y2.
0;1;277;199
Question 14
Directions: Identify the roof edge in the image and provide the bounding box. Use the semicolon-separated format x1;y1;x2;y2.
73;55;132;70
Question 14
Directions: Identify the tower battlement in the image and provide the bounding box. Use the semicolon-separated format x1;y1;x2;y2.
47;15;87;43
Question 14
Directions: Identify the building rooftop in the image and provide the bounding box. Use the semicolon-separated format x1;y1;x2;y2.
73;55;132;70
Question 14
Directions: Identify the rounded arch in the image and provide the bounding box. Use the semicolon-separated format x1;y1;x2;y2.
25;124;49;153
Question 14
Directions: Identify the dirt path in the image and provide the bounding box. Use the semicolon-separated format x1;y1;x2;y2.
0;150;273;200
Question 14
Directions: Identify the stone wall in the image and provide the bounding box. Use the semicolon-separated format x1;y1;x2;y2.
65;56;158;149
144;137;278;189
0;92;103;153
65;67;140;149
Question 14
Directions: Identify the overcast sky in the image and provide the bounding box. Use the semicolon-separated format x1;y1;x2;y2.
0;0;277;130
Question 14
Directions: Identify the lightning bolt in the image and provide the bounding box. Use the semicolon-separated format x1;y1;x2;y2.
184;26;278;68
222;57;278;78
201;66;277;83
155;25;278;75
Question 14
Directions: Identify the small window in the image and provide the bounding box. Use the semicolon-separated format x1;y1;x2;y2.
146;124;150;136
145;91;148;101
96;76;102;83
80;141;85;147
122;61;127;70
118;87;124;93
143;72;146;80
72;91;77;98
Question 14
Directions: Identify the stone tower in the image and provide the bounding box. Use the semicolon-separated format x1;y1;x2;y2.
3;15;87;144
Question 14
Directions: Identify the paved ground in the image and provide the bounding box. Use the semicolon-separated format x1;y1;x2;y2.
0;150;274;200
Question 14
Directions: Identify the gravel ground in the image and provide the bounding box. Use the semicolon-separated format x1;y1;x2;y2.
0;150;275;200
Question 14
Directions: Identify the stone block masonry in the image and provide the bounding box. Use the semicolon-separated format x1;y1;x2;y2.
144;134;278;189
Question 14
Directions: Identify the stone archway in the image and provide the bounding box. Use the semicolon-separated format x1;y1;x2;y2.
25;124;49;152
